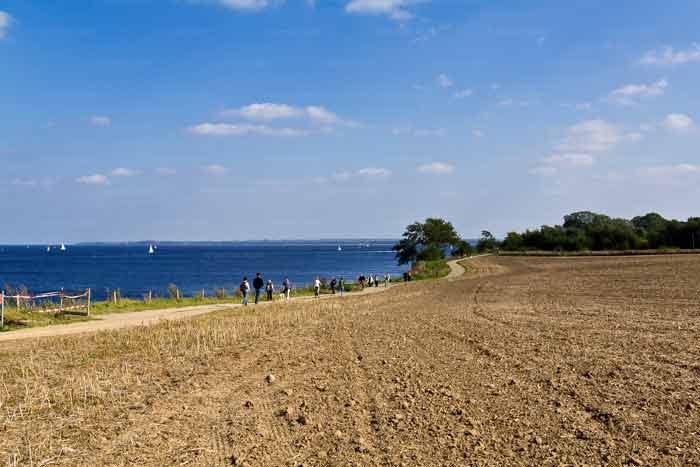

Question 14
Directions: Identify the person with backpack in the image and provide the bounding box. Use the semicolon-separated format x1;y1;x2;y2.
282;277;291;301
313;276;321;298
240;277;250;306
339;277;345;296
330;277;337;295
252;272;264;305
266;279;274;301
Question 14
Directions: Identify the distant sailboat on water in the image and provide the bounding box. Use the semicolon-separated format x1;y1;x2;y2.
337;245;342;252
60;243;67;251
47;245;51;252
148;244;155;255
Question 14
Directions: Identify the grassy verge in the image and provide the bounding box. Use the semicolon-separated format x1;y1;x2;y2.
0;284;361;332
411;259;451;280
497;248;700;257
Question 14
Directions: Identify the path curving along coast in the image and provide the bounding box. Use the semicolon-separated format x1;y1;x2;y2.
0;258;472;343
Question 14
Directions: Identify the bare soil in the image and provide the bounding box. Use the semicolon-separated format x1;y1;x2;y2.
1;255;699;466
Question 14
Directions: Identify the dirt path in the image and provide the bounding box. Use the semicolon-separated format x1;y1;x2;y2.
0;263;463;343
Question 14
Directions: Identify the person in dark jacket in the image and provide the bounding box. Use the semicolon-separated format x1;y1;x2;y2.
330;277;337;294
253;273;264;305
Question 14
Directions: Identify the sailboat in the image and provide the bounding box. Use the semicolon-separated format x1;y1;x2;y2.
47;245;51;252
60;243;67;251
148;244;155;255
337;245;342;252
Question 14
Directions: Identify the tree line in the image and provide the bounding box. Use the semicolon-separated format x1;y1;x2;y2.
499;211;700;252
393;212;700;265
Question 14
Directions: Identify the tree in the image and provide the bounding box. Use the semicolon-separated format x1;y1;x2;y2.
453;239;473;257
476;230;499;253
393;218;461;265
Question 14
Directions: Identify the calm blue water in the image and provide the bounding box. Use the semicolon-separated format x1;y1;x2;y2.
0;241;406;301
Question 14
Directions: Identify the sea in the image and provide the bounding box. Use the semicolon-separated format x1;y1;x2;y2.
0;241;407;301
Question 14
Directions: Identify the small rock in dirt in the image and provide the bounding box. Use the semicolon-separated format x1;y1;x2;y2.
357;354;363;361
265;374;275;384
334;430;343;438
297;415;308;425
533;436;543;445
244;400;254;408
400;401;409;410
275;406;295;417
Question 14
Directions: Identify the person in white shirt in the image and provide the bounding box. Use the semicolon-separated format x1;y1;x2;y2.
313;277;321;298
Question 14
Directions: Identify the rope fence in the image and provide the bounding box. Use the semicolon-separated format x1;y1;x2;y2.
1;289;91;327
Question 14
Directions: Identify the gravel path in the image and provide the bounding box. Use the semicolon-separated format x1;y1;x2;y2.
0;260;465;343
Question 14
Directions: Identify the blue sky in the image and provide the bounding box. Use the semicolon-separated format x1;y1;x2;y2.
1;0;699;242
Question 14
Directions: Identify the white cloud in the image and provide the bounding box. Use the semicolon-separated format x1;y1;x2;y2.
333;167;391;180
89;115;112;127
221;103;347;126
226;103;301;121
417;162;455;174
609;79;668;105
345;0;422;21
77;174;108;185
0;11;11;39
203;164;227;175
156;167;177;176
305;106;339;125
218;0;272;11
436;73;453;88
640;44;700;66
663;113;694;132
189;123;309;137
529;166;557;177
543;153;594;169
575;102;592;111
357;167;391;177
455;89;473;98
637;163;700;179
111;168;139;177
392;126;446;137
11;178;37;186
558;120;639;153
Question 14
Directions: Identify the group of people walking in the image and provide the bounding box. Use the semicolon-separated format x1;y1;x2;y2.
238;273;353;305
237;272;393;305
357;273;391;290
239;273;292;305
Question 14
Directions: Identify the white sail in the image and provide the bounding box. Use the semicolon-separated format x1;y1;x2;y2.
47;245;51;252
60;243;66;251
337;245;342;251
148;244;155;254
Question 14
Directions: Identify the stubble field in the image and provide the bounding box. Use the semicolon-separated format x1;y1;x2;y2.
1;255;699;466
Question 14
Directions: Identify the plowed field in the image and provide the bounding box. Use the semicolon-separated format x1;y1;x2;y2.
1;255;699;466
